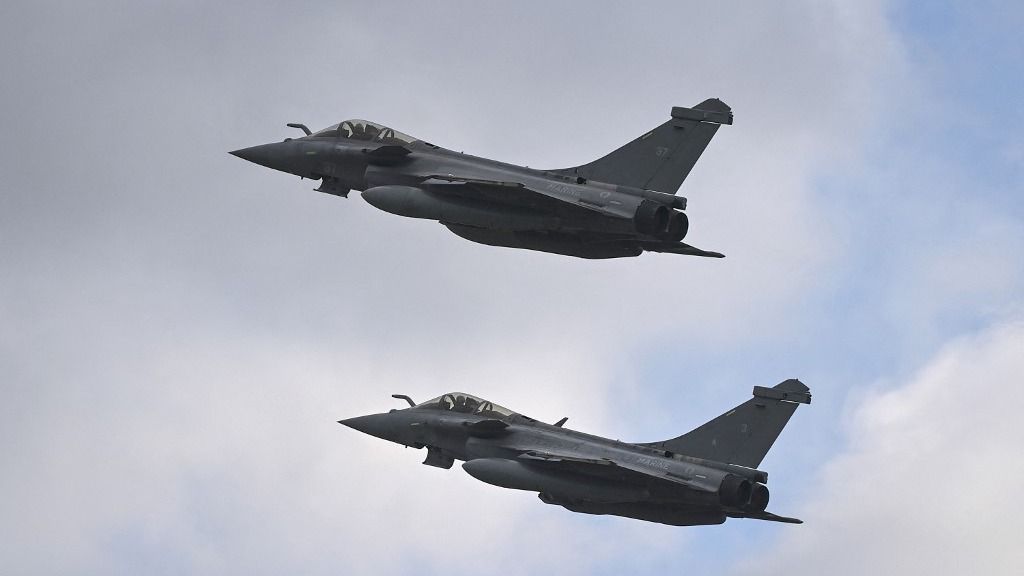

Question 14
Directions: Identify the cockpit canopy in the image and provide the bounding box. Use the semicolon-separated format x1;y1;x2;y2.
414;392;518;419
311;119;417;145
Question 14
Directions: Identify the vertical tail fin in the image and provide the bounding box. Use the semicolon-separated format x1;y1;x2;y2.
556;99;732;194
643;379;810;469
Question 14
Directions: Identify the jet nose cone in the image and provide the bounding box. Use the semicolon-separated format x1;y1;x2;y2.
338;414;393;440
229;144;272;166
230;141;319;179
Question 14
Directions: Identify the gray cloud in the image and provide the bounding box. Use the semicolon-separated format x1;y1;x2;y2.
4;1;1020;575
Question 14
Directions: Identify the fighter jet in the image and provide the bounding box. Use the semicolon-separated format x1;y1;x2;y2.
339;379;810;526
231;99;732;259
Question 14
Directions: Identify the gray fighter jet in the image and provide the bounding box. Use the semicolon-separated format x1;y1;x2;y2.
231;99;732;259
340;379;810;526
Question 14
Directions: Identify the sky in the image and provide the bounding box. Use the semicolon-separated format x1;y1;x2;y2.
1;1;1022;574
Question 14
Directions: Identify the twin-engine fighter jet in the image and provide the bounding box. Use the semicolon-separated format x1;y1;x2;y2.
231;99;732;259
340;379;810;526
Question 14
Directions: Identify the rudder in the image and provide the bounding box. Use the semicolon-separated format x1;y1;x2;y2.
642;379;810;469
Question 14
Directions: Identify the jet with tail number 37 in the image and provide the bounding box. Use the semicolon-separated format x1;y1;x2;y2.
231;99;732;259
340;379;810;526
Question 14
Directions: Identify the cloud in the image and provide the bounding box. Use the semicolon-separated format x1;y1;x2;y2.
735;319;1024;575
11;1;1019;575
0;326;682;575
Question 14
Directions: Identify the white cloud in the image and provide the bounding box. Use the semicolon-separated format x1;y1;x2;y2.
13;1;1016;575
735;319;1024;576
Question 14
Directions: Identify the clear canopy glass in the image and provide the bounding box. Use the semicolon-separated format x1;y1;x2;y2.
414;392;518;418
311;119;417;145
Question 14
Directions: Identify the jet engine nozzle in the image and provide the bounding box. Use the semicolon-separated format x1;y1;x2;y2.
663;210;689;241
718;474;753;507
634;200;670;235
747;483;769;512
